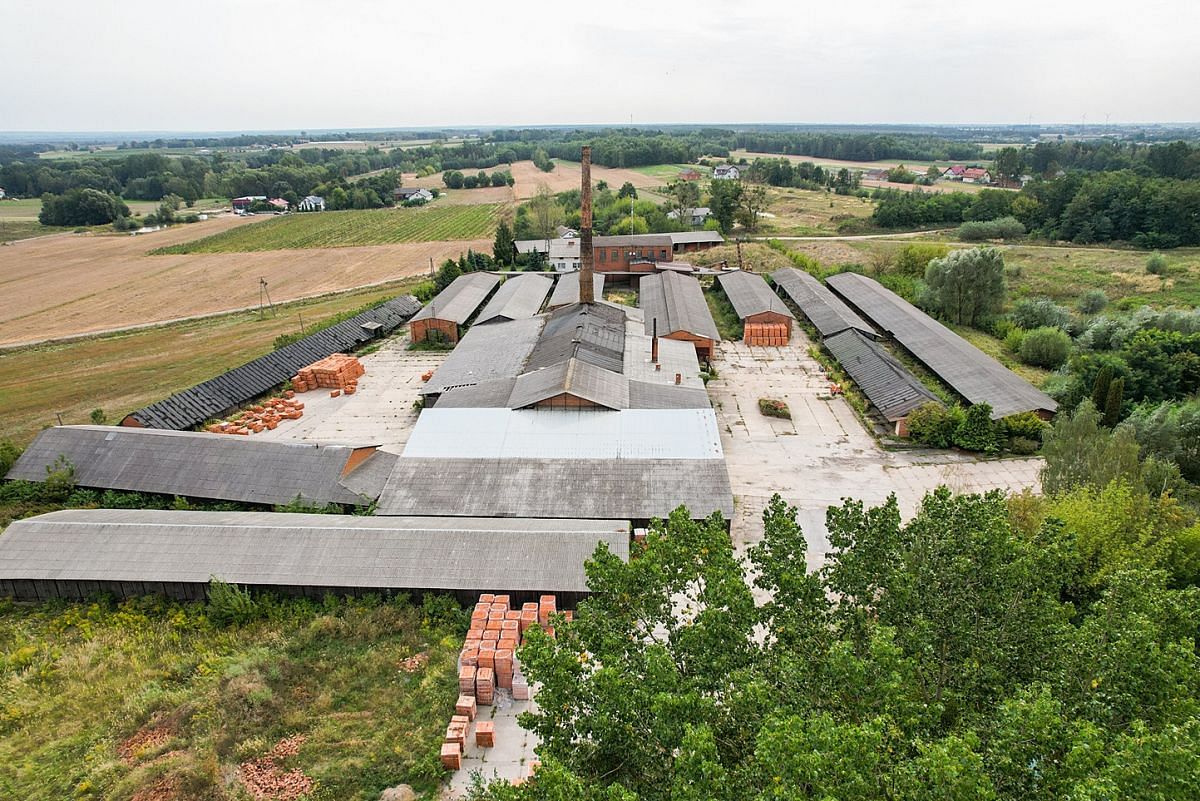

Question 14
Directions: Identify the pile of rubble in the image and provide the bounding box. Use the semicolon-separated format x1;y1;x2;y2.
207;393;304;435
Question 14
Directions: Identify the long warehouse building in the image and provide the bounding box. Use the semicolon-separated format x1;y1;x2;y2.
771;267;876;338
715;270;794;345
409;272;500;344
826;271;1057;418
0;509;628;605
475;272;554;325
823;329;941;434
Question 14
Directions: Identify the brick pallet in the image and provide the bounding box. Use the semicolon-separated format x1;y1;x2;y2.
292;353;365;393
206;396;305;435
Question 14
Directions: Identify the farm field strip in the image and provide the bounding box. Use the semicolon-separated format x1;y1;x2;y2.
153;204;505;253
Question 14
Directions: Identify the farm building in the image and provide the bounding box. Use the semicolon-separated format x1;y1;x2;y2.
7;426;394;507
0;509;628;606
771;267;876;339
826;272;1057;419
639;271;721;361
267;198;289;211
394;187;434;204
231;195;266;211
298;195;325;211
713;165;741;180
547;271;605;309
474;273;554;325
514;232;723;274
666;207;711;226
823;329;941;435
409;272;501;345
715;270;794;346
122;295;420;429
678;169;702;181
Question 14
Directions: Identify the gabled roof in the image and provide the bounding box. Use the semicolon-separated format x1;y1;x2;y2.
771;267;875;338
825;271;1057;418
421;316;544;397
716;270;794;321
0;509;629;597
667;231;724;245
410;272;500;325
640;271;720;342
6;426;390;506
524;303;627;374
475;273;554;325
548;272;605;309
823;330;940;421
509;358;630;410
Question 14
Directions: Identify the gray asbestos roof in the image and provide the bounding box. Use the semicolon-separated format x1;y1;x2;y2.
6;426;388;506
548;272;605;308
509;358;631;410
377;457;733;520
475;273;554;325
0;509;628;594
826;272;1057;418
824;330;940;421
772;268;875;338
716;270;794;321
410;272;500;325
667;231;724;245
640;272;720;341
525;303;627;374
421;317;543;398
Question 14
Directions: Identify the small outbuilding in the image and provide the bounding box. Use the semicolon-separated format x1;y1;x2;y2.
716;270;794;346
474;273;554;325
639;271;721;362
409;272;501;345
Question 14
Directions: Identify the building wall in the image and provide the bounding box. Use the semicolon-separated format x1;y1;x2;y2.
595;244;673;272
666;331;716;362
410;318;460;345
744;311;794;341
673;241;719;255
532;393;606;410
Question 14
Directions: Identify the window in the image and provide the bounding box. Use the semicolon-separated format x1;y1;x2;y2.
660;249;668;259
599;249;606;263
610;248;619;262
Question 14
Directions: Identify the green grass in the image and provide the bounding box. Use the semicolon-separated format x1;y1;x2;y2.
151;205;505;254
629;164;708;180
0;220;76;243
705;289;744;341
949;323;1052;386
0;594;461;801
0;279;425;447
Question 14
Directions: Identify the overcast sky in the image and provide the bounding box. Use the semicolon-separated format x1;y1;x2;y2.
3;0;1198;132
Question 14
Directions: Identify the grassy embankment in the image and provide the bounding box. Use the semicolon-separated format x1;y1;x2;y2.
152;205;504;253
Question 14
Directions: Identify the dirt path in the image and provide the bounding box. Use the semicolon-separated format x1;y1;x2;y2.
751;228;953;241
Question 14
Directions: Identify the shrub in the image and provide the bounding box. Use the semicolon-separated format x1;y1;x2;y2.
412;280;436;303
1004;327;1025;354
1010;297;1071;330
954;403;1001;453
1018;326;1072;368
894;243;950;277
1009;436;1040;455
43;455;76;501
89;408;106;425
111;215;139;232
758;398;791;419
1146;251;1169;275
1078;289;1108;314
0;440;21;476
207;578;260;626
906;402;963;448
958;216;1025;241
1003;411;1050;441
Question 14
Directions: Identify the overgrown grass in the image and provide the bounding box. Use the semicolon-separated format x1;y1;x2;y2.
0;594;462;801
704;289;744;341
948;323;1053;386
151;204;505;254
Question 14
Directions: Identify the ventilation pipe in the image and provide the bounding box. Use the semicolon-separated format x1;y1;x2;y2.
651;318;659;364
579;146;595;304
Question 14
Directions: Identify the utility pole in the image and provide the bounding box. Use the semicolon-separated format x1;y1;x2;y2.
735;238;744;271
258;277;275;318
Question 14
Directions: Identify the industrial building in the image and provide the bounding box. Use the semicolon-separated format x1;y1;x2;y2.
0;510;627;605
715;270;794;345
771;268;875;339
409;272;500;344
514;231;723;274
639;271;721;361
826;271;1057;418
474;273;554;325
823;330;941;435
547;271;605;309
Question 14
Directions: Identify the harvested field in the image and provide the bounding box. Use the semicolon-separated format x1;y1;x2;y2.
781;238;875;266
508;159;666;199
0;217;484;345
154;205;503;253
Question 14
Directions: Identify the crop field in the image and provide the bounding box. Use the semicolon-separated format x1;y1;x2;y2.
0;198;163;220
630;163;710;181
0;215;485;346
729;150;996;194
509;159;667;199
0;280;421;446
0;592;459;801
153;204;505;254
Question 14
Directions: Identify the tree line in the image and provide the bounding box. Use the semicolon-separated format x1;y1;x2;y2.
734;131;985;161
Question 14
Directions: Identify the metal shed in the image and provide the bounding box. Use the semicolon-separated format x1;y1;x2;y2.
825;271;1057;418
547;272;605;309
409;272;501;344
823;329;941;430
0;509;629;605
475;273;554;325
122;295;421;430
771;267;875;339
639;271;720;360
6;426;392;507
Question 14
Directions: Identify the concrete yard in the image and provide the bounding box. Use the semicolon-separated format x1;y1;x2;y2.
449;692;541;795
256;332;448;452
709;336;1043;574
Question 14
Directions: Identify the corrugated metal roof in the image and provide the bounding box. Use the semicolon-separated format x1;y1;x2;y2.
823;330;941;421
639;272;720;342
125;295;421;430
410;272;500;325
716;270;794;321
509;358;631;410
548;272;605;309
377;457;733;520
627;381;711;409
667;231;724;245
400;408;722;459
0;509;628;594
524;303;626;374
6;426;386;506
771;268;875;338
825;272;1057;418
421;316;544;397
475;273;554;325
593;234;674;248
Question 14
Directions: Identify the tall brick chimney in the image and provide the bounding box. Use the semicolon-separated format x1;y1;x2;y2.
579;145;595;304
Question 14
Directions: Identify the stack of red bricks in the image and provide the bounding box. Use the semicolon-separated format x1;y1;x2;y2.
292;353;364;394
744;322;790;347
206;393;304;435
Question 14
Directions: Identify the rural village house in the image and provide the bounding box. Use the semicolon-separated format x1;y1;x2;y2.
713;164;741;180
394;187;434;204
298;195;325;212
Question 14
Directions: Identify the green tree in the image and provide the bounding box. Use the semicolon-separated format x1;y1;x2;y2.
1091;365;1114;411
954;402;1001;453
922;247;1006;327
993;147;1023;182
434;258;461;292
492;219;515;265
736;185;768;232
666;179;702;228
1019;326;1072;368
527;184;564;239
617;181;638;199
1103;377;1125;427
895;243;949;277
1040;401;1143;494
708;179;742;234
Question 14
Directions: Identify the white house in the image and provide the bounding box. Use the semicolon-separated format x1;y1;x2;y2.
298;195;325;212
713;164;740;180
394;187;434;204
0;187;6;199
667;207;712;227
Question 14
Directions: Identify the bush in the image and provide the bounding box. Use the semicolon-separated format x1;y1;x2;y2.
89;408;106;425
1003;411;1050;441
894;243;949;277
906;402;964;448
412;280;436;303
1009;436;1040;455
111;215;139;232
1004;327;1025;354
1146;251;1169;275
39;188;130;226
954;403;1001;453
0;440;21;476
958;216;1025;241
207;578;260;626
1078;289;1108;314
758;398;791;419
1010;297;1071;330
1018;326;1072;368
